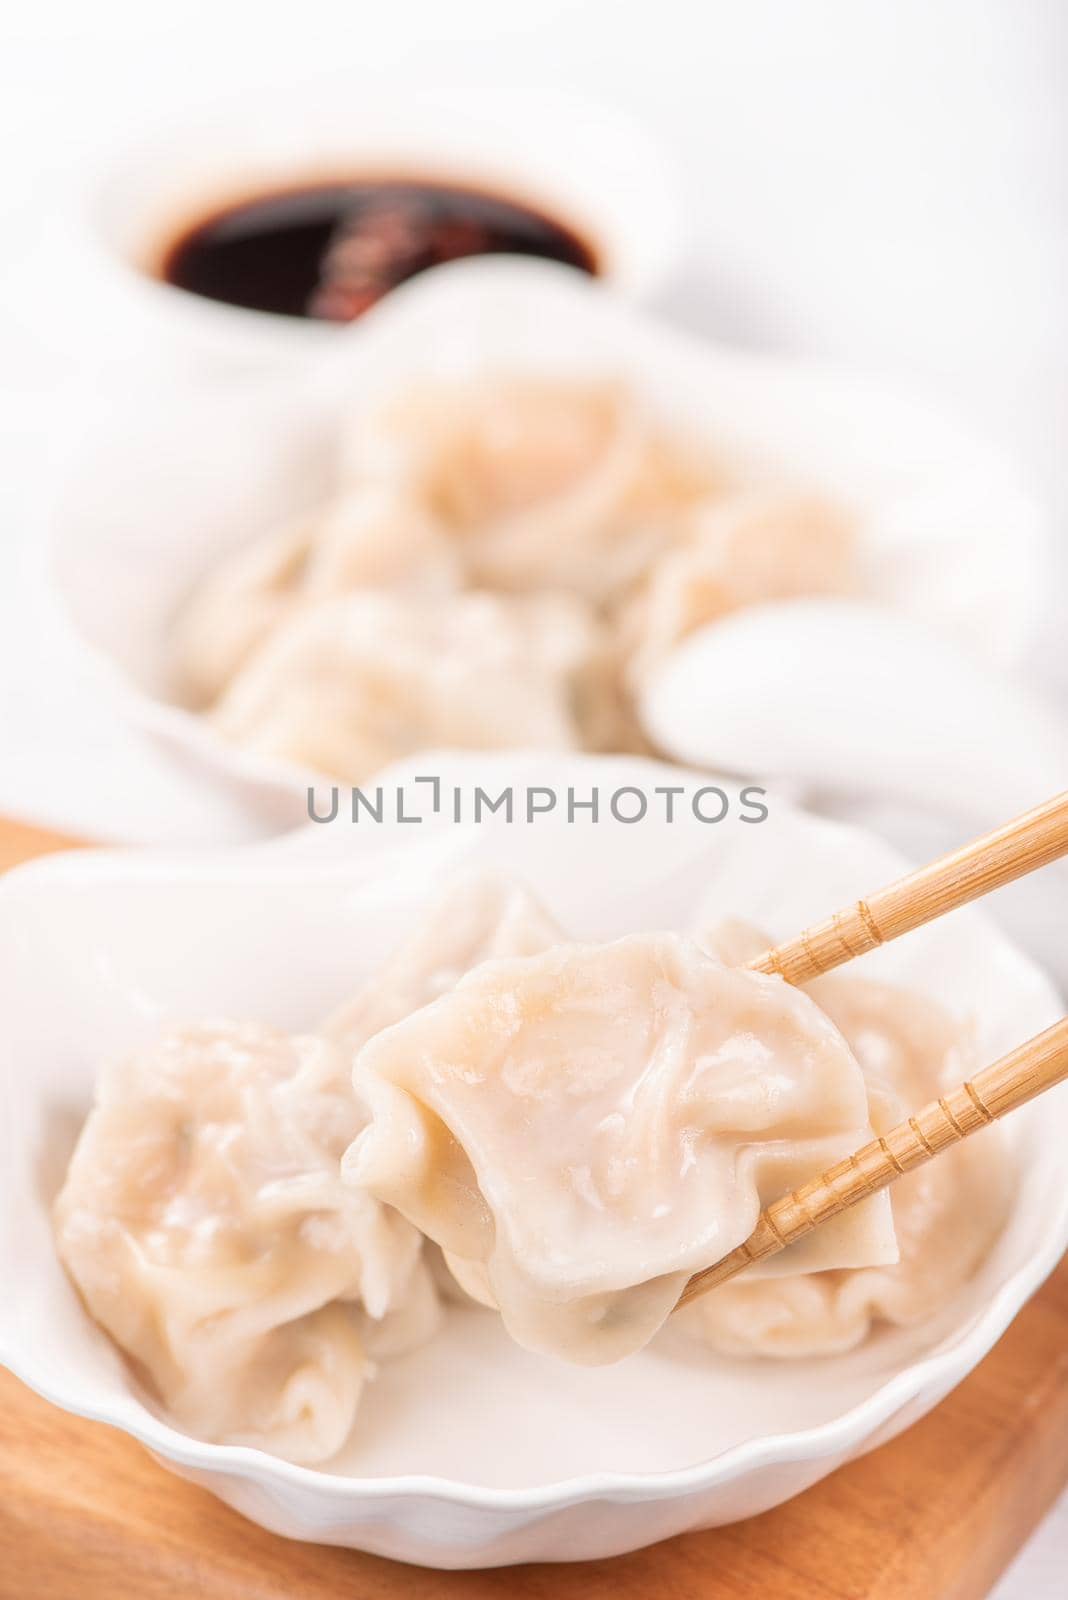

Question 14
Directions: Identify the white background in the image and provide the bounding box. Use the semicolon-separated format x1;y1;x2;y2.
1;2;1066;1591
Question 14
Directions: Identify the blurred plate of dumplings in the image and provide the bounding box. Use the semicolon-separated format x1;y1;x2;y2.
50;259;1049;839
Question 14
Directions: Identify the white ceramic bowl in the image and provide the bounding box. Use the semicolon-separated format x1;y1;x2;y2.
50;258;1053;838
1;752;1064;1568
24;83;681;381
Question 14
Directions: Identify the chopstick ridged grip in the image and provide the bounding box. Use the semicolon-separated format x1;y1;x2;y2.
676;1016;1068;1310
746;790;1068;987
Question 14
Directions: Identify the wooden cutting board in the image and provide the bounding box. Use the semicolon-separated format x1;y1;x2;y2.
2;817;1066;1600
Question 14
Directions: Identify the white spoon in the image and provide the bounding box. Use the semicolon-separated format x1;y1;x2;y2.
641;598;1068;827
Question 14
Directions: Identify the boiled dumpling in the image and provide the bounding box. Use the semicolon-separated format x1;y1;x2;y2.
190;1300;368;1461
174;516;313;707
675;924;1012;1357
343;932;894;1364
209;589;620;780
344;378;718;604
298;484;461;601
326;874;564;1056
174;484;461;706
620;491;856;686
174;376;865;778
54;1021;438;1463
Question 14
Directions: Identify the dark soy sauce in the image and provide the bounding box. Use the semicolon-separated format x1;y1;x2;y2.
160;179;599;321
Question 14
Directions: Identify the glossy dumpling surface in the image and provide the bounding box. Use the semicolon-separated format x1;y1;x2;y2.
344;932;892;1364
675;927;1012;1358
54;1021;437;1462
326;874;564;1057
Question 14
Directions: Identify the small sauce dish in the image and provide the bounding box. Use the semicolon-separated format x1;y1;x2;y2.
45;81;684;379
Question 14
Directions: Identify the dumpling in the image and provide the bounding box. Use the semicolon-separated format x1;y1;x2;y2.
620;491;856;686
54;1021;438;1463
675;925;1012;1358
174;516;313;708
210;589;620;780
344;378;717;604
327;874;567;1317
325;873;565;1056
174;484;460;706
343;932;894;1364
299;484;461;601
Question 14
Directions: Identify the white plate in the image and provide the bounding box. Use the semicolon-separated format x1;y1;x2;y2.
50;258;1051;837
1;752;1064;1567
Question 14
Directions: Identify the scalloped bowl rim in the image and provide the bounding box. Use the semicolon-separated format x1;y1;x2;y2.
2;800;1065;1517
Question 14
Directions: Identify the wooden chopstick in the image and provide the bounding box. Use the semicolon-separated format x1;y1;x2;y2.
675;792;1068;1311
676;1015;1068;1310
744;789;1068;987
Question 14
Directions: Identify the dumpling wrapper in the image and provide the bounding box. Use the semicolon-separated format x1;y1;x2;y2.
326;873;565;1056
174;483;460;707
620;491;855;688
210;588;621;781
677;920;1013;1358
343;932;895;1364
343;377;719;604
54;1021;438;1463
